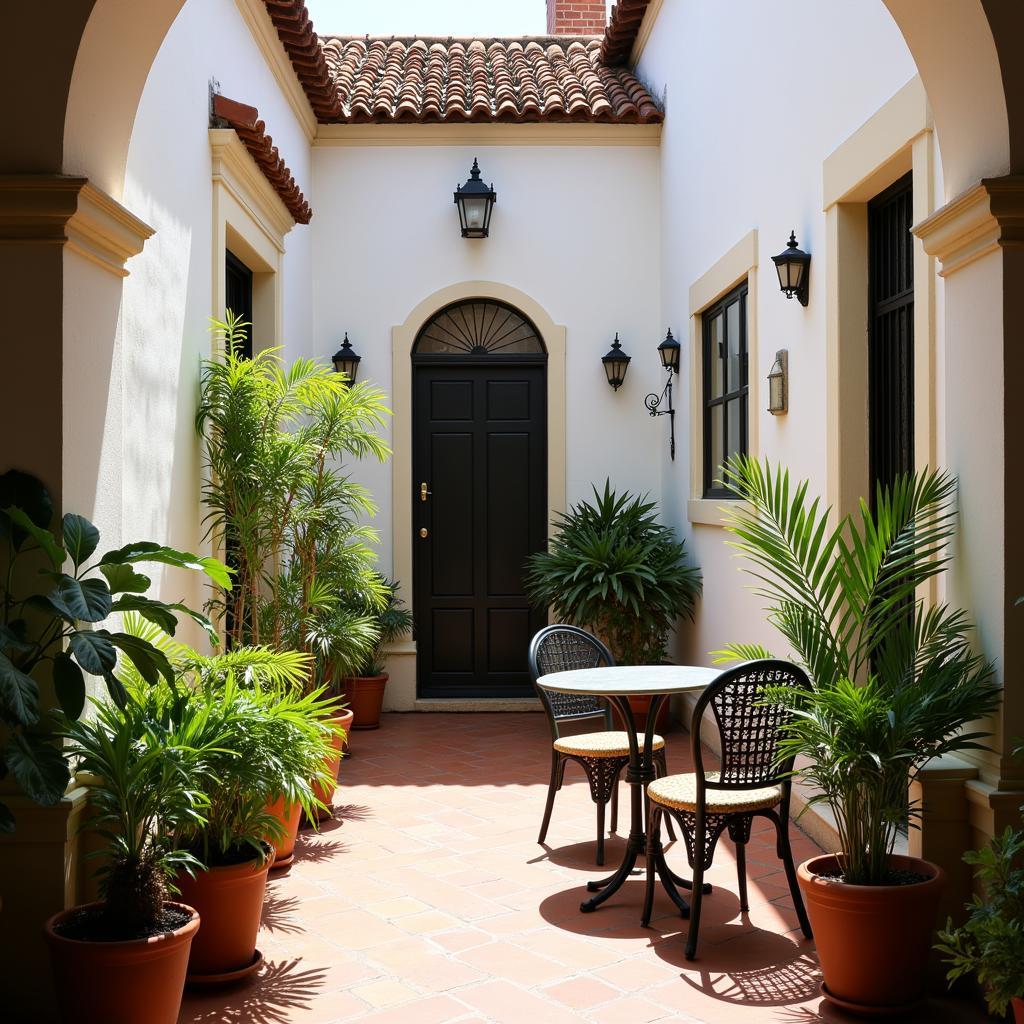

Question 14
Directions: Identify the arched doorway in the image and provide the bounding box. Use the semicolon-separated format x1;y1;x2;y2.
411;299;548;698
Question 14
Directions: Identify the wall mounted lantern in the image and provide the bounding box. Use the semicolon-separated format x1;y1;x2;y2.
645;328;679;460
602;333;631;391
771;231;811;306
767;349;788;414
332;332;361;383
454;158;497;238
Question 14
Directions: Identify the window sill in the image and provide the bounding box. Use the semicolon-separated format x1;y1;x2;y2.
687;498;746;527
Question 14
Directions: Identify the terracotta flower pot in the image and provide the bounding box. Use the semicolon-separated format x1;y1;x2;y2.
265;795;301;870
1014;996;1024;1024
615;694;671;734
310;709;354;820
45;901;198;1024
798;853;945;1015
175;857;270;980
343;674;389;730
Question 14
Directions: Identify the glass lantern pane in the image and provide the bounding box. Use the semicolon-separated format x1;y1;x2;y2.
463;197;487;230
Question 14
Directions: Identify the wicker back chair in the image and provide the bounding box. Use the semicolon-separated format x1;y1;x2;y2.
641;659;813;960
529;625;672;865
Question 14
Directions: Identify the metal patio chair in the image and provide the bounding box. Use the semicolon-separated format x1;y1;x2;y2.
641;659;813;960
529;624;673;866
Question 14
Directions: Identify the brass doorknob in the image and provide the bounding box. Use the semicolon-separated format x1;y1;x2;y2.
419;527;429;538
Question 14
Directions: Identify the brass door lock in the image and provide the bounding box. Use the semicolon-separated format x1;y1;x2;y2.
420;482;431;502
419;527;429;538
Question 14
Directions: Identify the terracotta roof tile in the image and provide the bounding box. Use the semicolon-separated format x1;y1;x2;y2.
212;94;312;224
320;35;662;124
601;0;653;65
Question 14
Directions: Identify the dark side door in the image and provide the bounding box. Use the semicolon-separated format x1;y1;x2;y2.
413;361;547;698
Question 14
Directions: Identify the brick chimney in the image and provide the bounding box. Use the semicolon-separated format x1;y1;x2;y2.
546;0;607;35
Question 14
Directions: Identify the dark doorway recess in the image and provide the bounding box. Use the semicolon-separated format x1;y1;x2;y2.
412;300;548;699
225;249;254;359
868;172;914;505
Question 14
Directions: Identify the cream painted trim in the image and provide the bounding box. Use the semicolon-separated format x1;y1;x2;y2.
823;81;937;534
315;122;662;147
823;76;931;208
687;230;759;524
391;281;568;665
0;175;153;276
914;176;1024;276
628;0;665;66
233;0;317;141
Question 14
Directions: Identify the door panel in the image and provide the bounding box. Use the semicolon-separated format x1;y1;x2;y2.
414;363;547;698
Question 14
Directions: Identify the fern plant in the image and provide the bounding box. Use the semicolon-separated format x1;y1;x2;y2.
716;455;1000;885
338;575;413;677
525;481;702;665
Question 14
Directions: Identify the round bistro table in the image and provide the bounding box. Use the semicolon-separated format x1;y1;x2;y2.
537;664;719;916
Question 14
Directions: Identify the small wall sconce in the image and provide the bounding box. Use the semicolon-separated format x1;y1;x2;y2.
454;158;497;238
772;231;811;306
645;328;680;460
767;349;788;415
332;332;362;383
602;333;631;391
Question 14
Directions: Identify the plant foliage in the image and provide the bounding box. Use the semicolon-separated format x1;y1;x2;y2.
339;575;413;677
715;455;1000;885
0;470;226;831
525;481;702;665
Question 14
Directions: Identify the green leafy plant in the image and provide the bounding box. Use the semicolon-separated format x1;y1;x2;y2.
525;481;702;665
58;692;225;935
936;826;1024;1016
0;470;228;831
196;315;389;684
338;575;413;677
716;455;1000;885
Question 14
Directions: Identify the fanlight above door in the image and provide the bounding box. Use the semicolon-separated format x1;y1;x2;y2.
413;300;545;357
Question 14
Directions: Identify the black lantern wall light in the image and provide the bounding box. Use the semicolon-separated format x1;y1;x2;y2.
332;332;361;384
646;329;680;460
601;333;631;391
772;231;811;306
454;158;497;238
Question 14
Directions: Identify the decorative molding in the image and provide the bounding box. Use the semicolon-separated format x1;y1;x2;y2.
209;128;295;251
628;0;664;66
0;176;153;277
914;176;1024;277
315;122;661;147
688;228;758;315
234;0;317;140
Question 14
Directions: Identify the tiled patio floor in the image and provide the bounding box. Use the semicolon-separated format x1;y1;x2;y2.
178;713;987;1024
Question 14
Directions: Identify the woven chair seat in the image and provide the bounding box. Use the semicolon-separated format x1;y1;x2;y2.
553;731;666;758
648;771;782;814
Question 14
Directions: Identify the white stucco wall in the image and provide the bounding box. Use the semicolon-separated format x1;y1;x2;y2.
310;142;665;587
638;0;924;666
62;0;314;640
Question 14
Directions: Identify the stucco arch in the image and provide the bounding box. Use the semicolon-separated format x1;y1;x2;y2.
390;280;567;623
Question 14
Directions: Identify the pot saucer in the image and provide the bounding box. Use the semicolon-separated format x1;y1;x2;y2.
187;948;263;987
268;853;294;873
820;982;925;1017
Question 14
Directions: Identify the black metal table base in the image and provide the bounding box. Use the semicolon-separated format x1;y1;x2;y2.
577;693;711;918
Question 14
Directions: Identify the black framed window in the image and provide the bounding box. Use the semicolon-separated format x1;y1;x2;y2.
702;281;748;497
225;249;254;359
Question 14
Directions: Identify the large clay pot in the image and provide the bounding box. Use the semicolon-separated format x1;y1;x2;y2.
45;901;198;1024
343;674;389;729
798;853;945;1015
310;709;354;819
265;795;301;870
616;694;671;734
1013;996;1024;1024
175;857;270;980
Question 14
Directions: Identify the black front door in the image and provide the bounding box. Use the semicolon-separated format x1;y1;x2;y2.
868;172;914;504
413;362;547;698
225;249;254;359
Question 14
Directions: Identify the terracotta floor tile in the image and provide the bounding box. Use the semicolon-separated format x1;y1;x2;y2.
349;978;420;1009
542;975;623;1008
457;979;583;1024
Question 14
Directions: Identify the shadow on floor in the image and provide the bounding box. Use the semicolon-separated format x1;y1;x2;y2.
259;893;303;936
179;958;327;1024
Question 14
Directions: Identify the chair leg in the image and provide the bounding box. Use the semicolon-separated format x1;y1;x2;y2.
775;812;813;939
655;750;677;842
735;837;749;912
641;803;661;926
685;820;707;961
538;750;561;845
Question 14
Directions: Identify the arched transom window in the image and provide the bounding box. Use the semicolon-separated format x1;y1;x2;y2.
413;300;545;356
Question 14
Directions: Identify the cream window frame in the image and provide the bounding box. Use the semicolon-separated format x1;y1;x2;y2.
821;76;935;529
686;228;759;527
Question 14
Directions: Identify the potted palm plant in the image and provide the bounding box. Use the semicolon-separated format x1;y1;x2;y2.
525;481;702;730
718;456;1000;1015
45;693;221;1024
338;576;413;730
